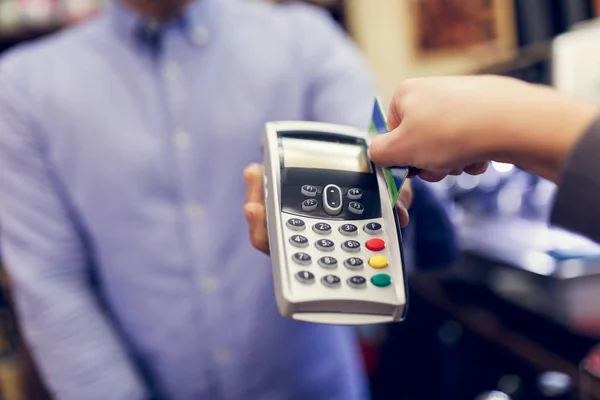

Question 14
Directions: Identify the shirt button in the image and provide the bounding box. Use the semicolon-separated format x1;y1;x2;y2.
192;25;210;45
213;346;231;364
173;130;191;149
199;275;217;293
186;203;204;220
163;62;181;80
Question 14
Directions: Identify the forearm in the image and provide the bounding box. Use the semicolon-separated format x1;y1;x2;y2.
483;83;600;183
11;279;149;400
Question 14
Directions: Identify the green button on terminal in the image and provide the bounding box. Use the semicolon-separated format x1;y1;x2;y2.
371;273;391;287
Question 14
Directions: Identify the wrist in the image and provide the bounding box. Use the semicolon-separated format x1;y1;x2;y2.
482;84;598;182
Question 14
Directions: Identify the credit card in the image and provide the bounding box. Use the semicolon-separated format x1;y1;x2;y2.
369;97;409;206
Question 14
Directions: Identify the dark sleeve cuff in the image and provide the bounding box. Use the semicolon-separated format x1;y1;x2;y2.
550;116;600;243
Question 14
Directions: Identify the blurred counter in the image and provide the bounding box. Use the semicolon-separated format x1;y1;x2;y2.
368;172;600;400
457;216;600;335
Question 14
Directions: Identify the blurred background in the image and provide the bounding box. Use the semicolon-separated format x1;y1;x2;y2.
2;0;600;399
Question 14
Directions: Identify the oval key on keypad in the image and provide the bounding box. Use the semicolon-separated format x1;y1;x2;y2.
347;188;363;200
302;199;318;212
339;224;358;236
315;239;335;252
313;222;332;235
287;218;305;231
366;238;386;252
344;257;364;270
364;222;382;235
296;270;315;284
301;185;317;197
321;274;341;287
292;252;311;265
289;235;309;248
369;255;388;269
318;256;338;269
371;273;391;287
342;240;361;253
348;276;367;288
348;201;364;215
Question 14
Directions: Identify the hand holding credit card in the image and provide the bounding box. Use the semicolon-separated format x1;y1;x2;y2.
368;97;419;205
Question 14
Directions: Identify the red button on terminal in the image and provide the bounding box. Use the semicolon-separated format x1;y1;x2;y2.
366;238;385;251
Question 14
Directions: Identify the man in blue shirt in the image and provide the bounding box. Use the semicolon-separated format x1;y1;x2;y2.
0;0;381;399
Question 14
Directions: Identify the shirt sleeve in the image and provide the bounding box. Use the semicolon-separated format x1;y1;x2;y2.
550;116;600;244
0;59;149;400
289;3;376;128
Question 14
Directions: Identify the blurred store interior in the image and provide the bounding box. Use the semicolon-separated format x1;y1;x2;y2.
2;0;600;399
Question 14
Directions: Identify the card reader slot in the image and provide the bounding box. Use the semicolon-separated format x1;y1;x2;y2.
293;299;399;316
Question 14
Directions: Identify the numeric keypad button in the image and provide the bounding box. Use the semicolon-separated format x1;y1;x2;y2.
301;185;318;197
349;201;364;215
339;224;358;236
302;199;318;212
289;235;309;248
318;256;338;269
342;240;361;253
364;222;382;235
295;270;315;284
286;218;305;231
344;257;364;270
312;222;332;235
315;239;335;252
347;276;367;289
292;252;311;266
347;188;363;200
321;274;341;288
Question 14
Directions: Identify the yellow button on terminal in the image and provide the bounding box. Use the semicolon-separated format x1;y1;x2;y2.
368;255;388;269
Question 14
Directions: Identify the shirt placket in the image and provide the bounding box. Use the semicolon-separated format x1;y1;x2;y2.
157;29;233;399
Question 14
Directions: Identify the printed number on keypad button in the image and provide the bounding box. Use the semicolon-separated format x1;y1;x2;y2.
289;235;309;248
348;276;367;288
302;199;318;212
348;188;363;200
364;222;382;235
339;224;358;236
287;218;305;231
292;252;311;265
318;256;338;269
342;240;361;253
301;185;318;197
313;222;332;235
316;239;335;252
344;257;364;270
296;270;315;284
349;202;364;215
321;274;341;287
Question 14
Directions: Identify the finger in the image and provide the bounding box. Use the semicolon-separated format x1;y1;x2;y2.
398;179;413;210
464;162;489;176
243;202;270;255
418;170;449;183
386;87;404;130
244;163;264;204
395;200;410;228
368;126;412;167
449;168;463;176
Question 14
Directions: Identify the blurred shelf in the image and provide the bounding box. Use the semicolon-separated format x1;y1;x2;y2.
477;41;553;75
0;23;64;41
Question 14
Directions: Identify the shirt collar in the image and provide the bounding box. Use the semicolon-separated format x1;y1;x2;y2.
107;0;217;51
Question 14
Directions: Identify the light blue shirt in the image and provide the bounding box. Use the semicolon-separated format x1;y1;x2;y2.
0;1;376;399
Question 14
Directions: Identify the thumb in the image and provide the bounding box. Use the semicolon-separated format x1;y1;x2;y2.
368;127;412;167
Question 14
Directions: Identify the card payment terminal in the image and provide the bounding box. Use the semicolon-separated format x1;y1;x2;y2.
262;121;408;325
